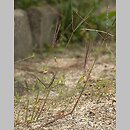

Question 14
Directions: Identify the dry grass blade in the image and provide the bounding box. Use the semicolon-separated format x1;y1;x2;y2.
15;54;35;64
31;89;40;121
36;58;96;129
52;19;61;47
25;80;30;123
34;73;56;121
98;17;116;57
70;58;96;114
81;28;114;37
30;73;47;88
75;12;106;39
84;41;91;69
74;10;105;39
112;17;116;26
100;5;116;46
66;7;95;48
74;10;90;27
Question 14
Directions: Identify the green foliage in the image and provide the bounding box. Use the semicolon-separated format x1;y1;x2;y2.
14;0;43;9
58;0;98;43
62;0;72;30
54;0;115;43
89;10;116;32
14;0;116;44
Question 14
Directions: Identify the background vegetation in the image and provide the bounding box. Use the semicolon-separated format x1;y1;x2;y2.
14;0;116;45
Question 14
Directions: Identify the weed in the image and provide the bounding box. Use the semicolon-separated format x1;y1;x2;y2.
14;0;116;129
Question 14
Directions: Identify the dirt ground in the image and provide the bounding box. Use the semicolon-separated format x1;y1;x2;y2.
14;43;116;130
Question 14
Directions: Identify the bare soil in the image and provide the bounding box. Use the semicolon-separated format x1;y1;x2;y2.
14;43;116;130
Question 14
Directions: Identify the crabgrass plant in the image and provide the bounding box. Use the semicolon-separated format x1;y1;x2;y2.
14;1;115;129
